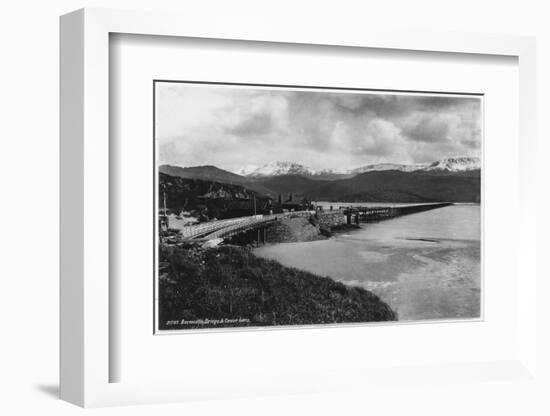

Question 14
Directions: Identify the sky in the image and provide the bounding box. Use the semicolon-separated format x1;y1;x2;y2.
156;82;482;173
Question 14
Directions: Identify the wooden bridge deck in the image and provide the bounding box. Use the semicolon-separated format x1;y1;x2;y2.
206;216;277;239
165;204;452;242
342;202;452;222
169;214;281;241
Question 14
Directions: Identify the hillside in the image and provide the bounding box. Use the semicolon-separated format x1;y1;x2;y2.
159;173;273;219
158;245;397;330
159;164;274;196
305;169;481;203
255;174;330;196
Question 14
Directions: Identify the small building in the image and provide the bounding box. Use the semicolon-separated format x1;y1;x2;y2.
281;193;310;211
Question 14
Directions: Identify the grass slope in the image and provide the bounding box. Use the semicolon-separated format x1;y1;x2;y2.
158;245;397;330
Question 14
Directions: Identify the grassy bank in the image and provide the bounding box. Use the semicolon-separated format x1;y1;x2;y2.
158;245;397;330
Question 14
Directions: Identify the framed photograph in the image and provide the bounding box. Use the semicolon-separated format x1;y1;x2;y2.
60;8;538;407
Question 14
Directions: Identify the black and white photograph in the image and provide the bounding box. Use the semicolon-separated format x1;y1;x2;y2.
155;82;482;331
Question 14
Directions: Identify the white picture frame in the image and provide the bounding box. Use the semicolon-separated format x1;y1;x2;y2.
60;7;537;407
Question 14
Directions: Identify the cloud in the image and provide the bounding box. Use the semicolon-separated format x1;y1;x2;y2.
156;82;482;172
224;112;274;137
401;113;454;143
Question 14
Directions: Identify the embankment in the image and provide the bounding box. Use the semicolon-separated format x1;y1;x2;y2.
317;211;347;228
158;245;397;330
267;213;323;243
266;211;355;243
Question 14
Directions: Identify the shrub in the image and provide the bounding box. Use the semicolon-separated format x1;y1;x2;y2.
158;245;396;330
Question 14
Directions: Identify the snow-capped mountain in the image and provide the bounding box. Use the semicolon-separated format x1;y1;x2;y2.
238;157;480;178
244;161;341;178
236;164;260;176
351;157;480;174
423;157;481;172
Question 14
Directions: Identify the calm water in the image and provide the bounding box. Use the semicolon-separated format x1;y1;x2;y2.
254;204;481;321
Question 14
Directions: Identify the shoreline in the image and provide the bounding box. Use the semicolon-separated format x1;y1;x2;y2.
158;243;397;330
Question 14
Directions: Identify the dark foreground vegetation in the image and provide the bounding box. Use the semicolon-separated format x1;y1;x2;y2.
158;245;397;330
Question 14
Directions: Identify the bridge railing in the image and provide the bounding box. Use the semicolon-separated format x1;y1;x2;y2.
207;217;277;239
175;217;248;239
169;210;317;240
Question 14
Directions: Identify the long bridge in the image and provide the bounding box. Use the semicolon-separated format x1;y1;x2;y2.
341;202;453;223
163;202;453;243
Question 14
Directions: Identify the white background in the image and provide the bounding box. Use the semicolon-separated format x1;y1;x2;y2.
0;1;548;415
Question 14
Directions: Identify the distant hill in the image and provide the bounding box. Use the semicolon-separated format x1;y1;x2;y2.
424;157;481;172
348;162;429;174
160;164;246;183
305;169;481;203
240;161;349;180
255;175;330;196
159;164;274;197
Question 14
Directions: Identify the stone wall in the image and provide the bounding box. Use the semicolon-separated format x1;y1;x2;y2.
266;215;323;243
316;211;346;228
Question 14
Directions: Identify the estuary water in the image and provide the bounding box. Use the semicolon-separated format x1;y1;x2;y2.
254;204;481;321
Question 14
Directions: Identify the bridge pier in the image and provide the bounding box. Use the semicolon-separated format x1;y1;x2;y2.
256;226;267;244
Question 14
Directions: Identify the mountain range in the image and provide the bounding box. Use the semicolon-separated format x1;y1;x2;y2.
237;161;344;179
160;157;481;203
238;157;480;179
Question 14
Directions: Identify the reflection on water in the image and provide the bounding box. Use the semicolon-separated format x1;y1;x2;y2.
254;204;481;321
